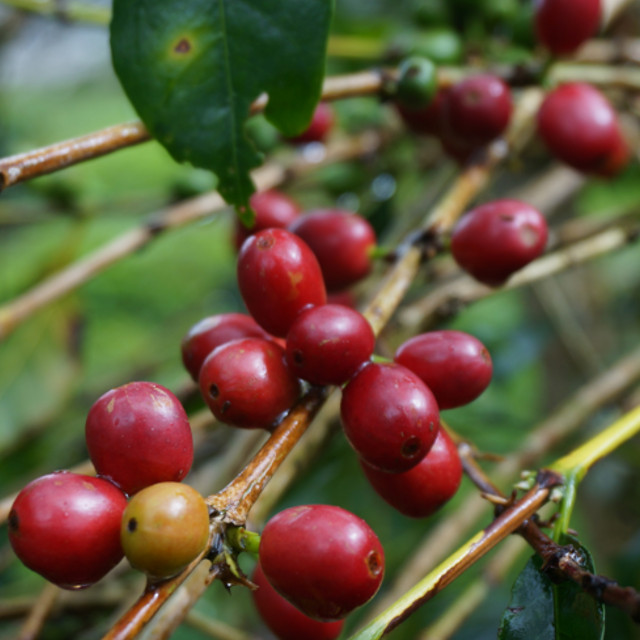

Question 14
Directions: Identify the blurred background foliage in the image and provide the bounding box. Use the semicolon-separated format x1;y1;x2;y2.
0;0;640;638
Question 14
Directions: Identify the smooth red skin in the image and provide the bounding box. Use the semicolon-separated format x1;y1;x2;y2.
86;382;193;495
443;74;513;147
289;209;376;292
260;504;385;621
198;337;300;429
237;228;327;337
181;313;272;381
451;199;548;287
537;83;629;176
340;362;440;473
285;304;375;386
252;562;345;640
8;472;127;589
360;428;462;518
234;190;302;251
287;102;335;144
535;0;601;55
395;88;449;137
394;330;492;409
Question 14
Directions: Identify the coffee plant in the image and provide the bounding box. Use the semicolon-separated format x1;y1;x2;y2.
1;0;640;638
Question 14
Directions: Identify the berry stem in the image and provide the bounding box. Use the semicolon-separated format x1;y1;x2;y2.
226;527;261;558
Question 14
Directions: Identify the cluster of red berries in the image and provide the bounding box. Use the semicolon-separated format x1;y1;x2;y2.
178;189;531;638
8;381;210;588
396;0;629;177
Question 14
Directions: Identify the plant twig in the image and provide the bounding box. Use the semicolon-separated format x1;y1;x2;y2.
185;608;256;640
0;0;109;23
454;410;640;625
370;345;640;615
16;582;60;640
348;473;561;640
399;225;639;330
0;129;386;342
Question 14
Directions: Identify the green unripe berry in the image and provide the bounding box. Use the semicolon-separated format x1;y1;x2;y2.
395;56;438;109
121;482;210;580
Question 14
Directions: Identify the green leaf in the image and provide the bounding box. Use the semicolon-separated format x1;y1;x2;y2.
498;536;605;640
110;0;333;221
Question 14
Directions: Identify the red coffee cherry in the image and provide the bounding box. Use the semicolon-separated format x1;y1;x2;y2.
8;472;127;589
237;228;327;337
181;313;272;381
121;482;210;580
395;87;449;137
252;561;345;640
234;189;302;251
451;199;548;286
286;102;335;144
537;83;629;176
360;428;462;518
341;362;440;473
535;0;601;55
289;209;376;292
259;504;384;621
199;337;301;429
86;381;193;495
394;330;492;409
442;74;513;148
285;304;375;386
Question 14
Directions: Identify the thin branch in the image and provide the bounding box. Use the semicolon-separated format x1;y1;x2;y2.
0;0;109;23
348;472;562;640
0;130;385;342
399;225;639;330
417;537;527;640
16;583;60;640
370;345;640;615
185;609;256;640
457;421;640;625
0;72;392;192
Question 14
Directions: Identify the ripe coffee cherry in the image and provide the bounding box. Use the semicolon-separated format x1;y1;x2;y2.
442;74;513;148
537;83;629;177
394;330;492;409
360;427;462;518
260;504;384;621
341;362;440;473
535;0;600;55
237;228;327;337
289;209;376;292
285;304;375;386
395;87;449;137
286;102;335;144
451;199;548;286
181;313;272;381
9;472;127;589
86;382;193;495
234;189;302;250
121;482;210;580
252;562;345;640
199;337;300;429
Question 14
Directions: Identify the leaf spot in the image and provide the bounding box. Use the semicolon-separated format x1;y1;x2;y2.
174;38;192;54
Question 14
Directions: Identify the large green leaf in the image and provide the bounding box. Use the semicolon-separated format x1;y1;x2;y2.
498;536;605;640
110;0;333;221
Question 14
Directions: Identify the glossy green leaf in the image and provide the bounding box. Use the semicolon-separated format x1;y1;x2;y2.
498;536;605;640
110;0;333;222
